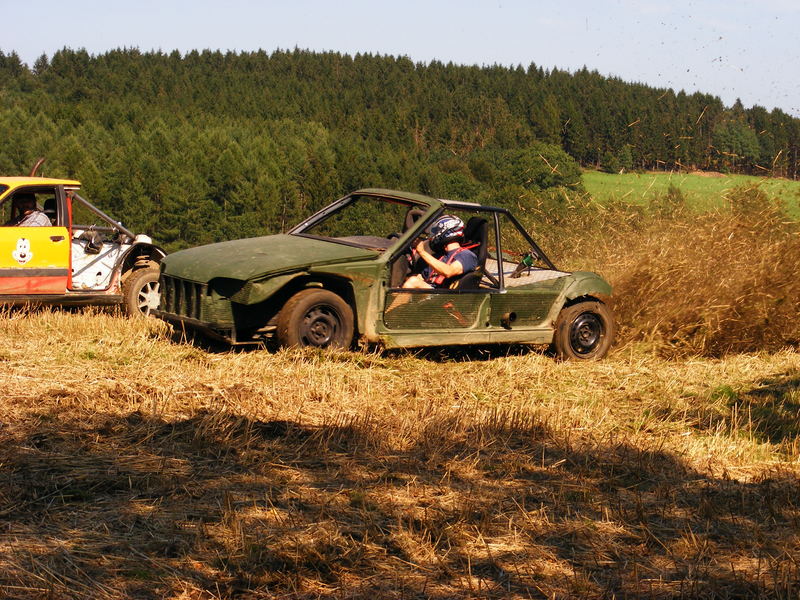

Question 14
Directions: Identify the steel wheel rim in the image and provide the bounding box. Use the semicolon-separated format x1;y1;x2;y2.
137;281;160;314
300;304;341;347
569;312;603;355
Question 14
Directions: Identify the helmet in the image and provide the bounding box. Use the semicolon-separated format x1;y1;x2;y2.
428;215;464;253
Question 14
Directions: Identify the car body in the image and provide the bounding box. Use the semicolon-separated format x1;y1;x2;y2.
0;168;166;315
155;189;614;358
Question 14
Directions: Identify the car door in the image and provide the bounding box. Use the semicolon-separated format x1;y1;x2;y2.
0;187;70;295
383;288;491;332
381;211;495;339
487;212;568;329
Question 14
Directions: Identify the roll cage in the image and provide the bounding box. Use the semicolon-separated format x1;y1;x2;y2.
287;191;558;287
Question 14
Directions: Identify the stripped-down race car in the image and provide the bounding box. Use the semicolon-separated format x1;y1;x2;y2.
0;162;165;315
155;189;615;359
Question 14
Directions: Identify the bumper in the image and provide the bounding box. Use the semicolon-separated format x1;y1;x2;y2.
152;310;236;344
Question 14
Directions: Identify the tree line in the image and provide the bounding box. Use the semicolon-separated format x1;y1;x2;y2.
0;48;797;250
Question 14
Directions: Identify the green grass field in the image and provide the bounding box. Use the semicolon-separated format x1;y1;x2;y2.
582;170;800;214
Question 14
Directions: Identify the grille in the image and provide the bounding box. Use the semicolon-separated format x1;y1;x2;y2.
161;275;205;320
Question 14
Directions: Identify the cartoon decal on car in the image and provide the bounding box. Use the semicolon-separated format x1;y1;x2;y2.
11;238;32;265
0;160;166;315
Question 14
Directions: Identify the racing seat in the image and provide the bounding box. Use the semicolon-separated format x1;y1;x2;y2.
389;208;432;286
43;198;57;225
451;270;483;290
451;217;488;290
404;207;426;231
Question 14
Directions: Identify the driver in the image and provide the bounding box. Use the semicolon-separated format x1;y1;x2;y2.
402;215;478;289
5;193;51;227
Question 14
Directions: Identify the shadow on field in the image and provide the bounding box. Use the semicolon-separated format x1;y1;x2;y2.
2;408;799;599
167;322;551;363
734;374;800;446
383;343;549;363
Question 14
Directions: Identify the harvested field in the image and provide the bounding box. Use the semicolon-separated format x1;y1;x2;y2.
532;184;800;357
1;308;799;599
2;185;800;598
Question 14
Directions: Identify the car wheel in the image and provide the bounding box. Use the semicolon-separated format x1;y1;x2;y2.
551;300;615;360
123;268;161;317
277;288;354;349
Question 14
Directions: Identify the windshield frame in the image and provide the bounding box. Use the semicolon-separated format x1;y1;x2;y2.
288;192;432;253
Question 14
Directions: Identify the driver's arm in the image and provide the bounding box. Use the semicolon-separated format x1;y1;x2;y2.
415;241;464;278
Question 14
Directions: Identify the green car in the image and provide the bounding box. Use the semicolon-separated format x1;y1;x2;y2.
155;189;615;359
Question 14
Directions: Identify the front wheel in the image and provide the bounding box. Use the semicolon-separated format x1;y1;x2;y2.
550;300;615;360
122;268;161;317
276;289;354;349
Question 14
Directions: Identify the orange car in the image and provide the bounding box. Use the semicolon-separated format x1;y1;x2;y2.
0;162;165;315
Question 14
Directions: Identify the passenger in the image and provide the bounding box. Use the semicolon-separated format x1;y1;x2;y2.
5;193;50;227
403;215;477;289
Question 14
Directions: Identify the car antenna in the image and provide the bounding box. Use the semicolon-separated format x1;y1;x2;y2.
29;157;46;177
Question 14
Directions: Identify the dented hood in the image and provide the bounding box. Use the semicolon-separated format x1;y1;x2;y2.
162;234;378;282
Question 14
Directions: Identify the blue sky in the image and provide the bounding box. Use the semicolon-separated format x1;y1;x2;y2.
2;0;798;116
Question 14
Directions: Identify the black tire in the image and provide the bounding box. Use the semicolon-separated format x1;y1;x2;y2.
551;300;615;360
122;268;161;317
276;288;354;349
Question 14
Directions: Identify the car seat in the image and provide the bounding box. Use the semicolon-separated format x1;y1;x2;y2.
43;198;57;225
404;207;426;231
389;207;431;287
451;217;488;290
461;217;488;267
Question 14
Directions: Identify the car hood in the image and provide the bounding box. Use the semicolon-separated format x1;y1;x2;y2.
162;234;379;282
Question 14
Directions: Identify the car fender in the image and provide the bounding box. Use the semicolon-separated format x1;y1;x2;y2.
119;241;167;273
264;273;361;334
230;271;309;305
562;271;613;303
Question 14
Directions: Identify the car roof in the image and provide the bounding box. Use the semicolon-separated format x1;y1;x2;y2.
352;188;506;213
0;176;81;188
353;188;440;207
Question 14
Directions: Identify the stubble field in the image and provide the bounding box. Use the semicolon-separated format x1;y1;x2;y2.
2;180;800;599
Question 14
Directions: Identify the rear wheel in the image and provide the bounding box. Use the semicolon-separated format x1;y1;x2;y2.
276;288;354;349
551;300;614;360
123;268;161;317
